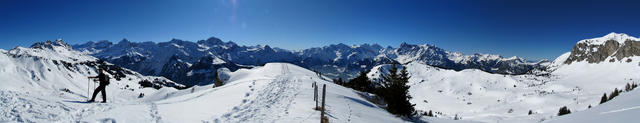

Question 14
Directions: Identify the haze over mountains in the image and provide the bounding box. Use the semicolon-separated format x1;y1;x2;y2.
2;32;640;122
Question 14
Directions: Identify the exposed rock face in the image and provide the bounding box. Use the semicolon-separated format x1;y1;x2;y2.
614;40;640;60
565;33;640;64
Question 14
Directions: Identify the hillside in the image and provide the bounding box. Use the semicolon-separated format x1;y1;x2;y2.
366;33;640;122
0;50;414;123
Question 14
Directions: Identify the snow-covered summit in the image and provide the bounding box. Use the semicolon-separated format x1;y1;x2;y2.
10;39;97;63
577;32;640;45
564;32;640;64
30;39;72;49
72;37;542;86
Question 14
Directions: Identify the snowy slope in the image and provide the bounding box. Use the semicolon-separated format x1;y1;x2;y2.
368;59;640;122
365;33;640;122
0;40;184;122
543;85;640;123
0;56;414;122
145;63;405;123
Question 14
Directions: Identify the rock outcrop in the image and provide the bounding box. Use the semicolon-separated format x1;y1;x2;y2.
565;33;640;64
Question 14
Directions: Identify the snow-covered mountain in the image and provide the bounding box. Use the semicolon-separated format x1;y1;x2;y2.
388;43;547;74
564;32;640;64
73;37;297;86
0;57;428;122
73;38;542;87
367;32;640;122
2;39;184;90
0;39;190;121
3;32;639;123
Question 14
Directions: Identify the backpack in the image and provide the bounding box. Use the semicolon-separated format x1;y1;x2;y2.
100;73;110;85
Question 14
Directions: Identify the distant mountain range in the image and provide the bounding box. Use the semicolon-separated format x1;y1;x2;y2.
71;37;545;87
4;32;640;122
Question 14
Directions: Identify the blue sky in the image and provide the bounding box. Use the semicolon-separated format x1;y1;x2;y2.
2;0;640;60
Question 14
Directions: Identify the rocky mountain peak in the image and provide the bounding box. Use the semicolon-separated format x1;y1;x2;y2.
197;37;224;46
30;39;72;49
565;33;640;64
577;32;639;45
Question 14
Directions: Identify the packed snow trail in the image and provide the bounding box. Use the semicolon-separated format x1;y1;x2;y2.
147;63;407;123
217;64;303;122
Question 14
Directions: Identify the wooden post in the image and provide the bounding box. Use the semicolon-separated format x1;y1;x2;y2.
314;82;318;108
321;84;326;123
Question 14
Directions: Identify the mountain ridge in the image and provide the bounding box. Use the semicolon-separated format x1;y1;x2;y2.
71;37;542;87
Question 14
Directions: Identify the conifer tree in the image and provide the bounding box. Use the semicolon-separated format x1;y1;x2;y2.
600;93;608;104
558;106;571;116
381;64;415;117
349;70;372;92
528;110;533;115
609;88;619;100
213;71;223;87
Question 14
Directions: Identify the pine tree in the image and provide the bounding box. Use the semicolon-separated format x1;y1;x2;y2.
609;88;619;100
213;71;223;88
558;106;571;116
528;110;533;115
600;93;608;104
381;64;416;117
626;83;631;92
349;70;372;92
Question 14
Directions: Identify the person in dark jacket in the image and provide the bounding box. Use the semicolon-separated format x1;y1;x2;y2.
88;68;110;103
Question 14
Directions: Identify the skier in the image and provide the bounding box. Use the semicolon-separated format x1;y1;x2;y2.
88;68;110;103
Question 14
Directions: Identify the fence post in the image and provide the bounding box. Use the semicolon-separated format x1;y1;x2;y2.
315;82;318;108
321;84;326;123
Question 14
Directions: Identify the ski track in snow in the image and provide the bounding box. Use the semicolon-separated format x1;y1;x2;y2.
600;106;640;114
217;64;302;122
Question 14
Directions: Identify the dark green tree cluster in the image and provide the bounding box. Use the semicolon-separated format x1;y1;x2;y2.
339;70;382;94
346;71;376;92
600;93;608;104
558;106;571;116
332;77;345;85
335;64;416;118
381;64;416;117
600;82;638;104
625;82;638;92
609;88;621;100
213;71;223;88
423;110;434;117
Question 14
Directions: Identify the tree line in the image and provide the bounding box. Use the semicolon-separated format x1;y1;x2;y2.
333;64;416;118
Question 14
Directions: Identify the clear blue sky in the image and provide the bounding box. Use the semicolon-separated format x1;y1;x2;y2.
2;0;640;60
